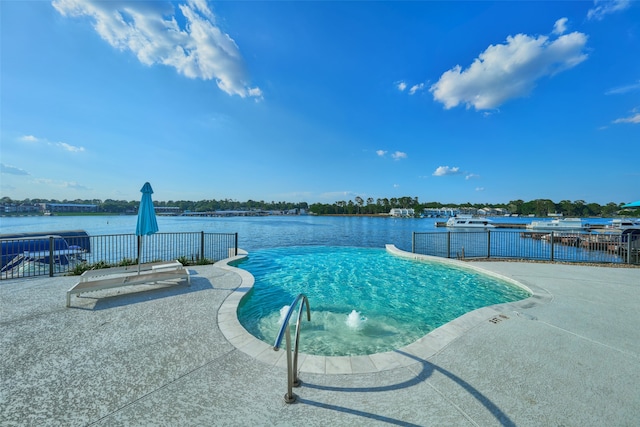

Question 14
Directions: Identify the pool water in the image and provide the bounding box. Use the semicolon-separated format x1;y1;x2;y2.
236;246;530;356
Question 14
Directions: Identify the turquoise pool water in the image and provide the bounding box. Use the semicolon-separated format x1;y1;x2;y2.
236;246;530;356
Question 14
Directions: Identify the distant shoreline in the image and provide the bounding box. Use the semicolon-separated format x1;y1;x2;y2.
317;213;390;217
0;212;118;217
0;212;637;219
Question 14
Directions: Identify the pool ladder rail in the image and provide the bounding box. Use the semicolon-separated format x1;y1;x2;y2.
273;293;310;404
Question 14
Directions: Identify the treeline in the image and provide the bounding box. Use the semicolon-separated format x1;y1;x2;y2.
0;197;308;214
310;196;418;215
309;197;638;217
1;196;637;217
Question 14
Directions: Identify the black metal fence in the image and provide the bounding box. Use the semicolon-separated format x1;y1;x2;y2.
412;230;640;265
1;232;238;280
4;228;637;280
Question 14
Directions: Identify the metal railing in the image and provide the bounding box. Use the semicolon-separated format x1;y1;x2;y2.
412;230;640;264
1;231;238;280
273;294;310;404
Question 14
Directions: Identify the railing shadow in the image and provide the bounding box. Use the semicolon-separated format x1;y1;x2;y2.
73;275;214;310
301;350;515;427
295;397;424;427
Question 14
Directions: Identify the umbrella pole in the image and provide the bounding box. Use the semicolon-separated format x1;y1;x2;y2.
138;235;142;274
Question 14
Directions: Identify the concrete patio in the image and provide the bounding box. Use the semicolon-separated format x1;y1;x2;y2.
1;254;639;426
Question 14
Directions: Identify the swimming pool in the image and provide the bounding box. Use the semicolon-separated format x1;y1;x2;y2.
236;246;530;356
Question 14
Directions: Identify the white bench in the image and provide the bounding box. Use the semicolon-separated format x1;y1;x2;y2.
66;260;190;307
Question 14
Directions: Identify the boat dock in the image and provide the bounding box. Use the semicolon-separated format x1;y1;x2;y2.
435;222;528;228
435;222;606;230
520;231;639;259
494;223;528;229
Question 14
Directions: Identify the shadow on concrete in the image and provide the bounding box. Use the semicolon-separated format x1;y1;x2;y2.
302;350;515;427
72;275;214;310
296;397;424;427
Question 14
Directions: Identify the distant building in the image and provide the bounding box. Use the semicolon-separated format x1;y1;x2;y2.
389;208;415;217
1;203;43;214
423;207;510;217
423;207;459;217
477;208;511;216
154;206;182;216
40;203;98;213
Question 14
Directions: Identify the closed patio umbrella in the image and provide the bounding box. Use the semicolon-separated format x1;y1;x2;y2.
622;200;640;208
136;182;159;273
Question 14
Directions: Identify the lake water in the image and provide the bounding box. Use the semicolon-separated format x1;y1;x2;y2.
0;215;442;252
0;214;614;253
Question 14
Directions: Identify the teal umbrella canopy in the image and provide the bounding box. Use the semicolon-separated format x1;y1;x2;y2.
622;200;640;208
136;182;158;271
136;182;159;236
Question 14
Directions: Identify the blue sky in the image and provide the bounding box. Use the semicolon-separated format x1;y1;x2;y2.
1;0;639;205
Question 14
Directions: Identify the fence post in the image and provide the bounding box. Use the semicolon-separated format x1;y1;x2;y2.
447;232;451;258
49;236;55;277
412;232;415;253
235;233;238;256
487;230;491;259
200;231;205;261
550;231;554;262
627;235;631;264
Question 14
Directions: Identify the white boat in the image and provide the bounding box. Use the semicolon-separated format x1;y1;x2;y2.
526;217;589;232
446;215;495;228
604;218;640;231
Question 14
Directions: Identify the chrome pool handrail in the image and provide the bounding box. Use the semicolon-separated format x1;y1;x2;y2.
273;293;310;403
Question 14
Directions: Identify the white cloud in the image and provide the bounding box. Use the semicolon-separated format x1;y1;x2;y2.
475;187;485;192
613;112;640;124
20;135;39;142
377;150;407;160
396;81;407;91
587;0;631;20
432;166;461;176
430;23;588;110
52;0;261;98
57;142;85;152
553;18;568;35
409;83;425;95
34;178;91;191
19;134;85;153
64;181;92;190
606;81;640;95
1;163;30;175
465;173;480;180
248;87;263;98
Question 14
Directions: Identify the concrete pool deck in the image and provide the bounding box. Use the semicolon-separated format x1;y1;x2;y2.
1;256;639;426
